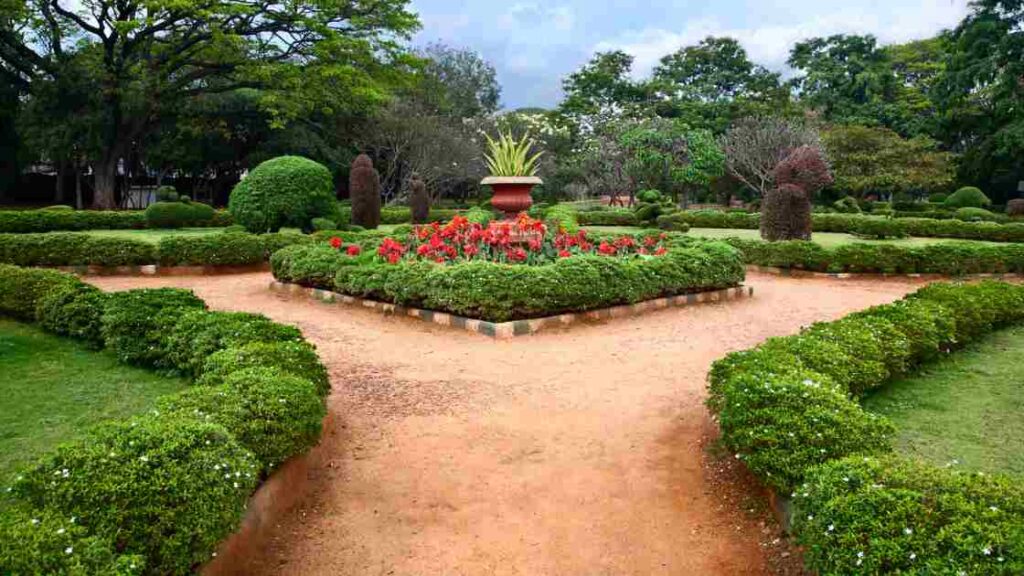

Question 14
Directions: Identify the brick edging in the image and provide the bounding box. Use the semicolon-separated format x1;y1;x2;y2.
268;281;754;339
747;265;1023;281
50;262;271;276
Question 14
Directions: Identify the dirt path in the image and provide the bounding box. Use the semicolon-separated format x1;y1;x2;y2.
89;272;927;575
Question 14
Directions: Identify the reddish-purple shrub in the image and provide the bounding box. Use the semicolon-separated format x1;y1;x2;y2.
1007;198;1024;218
350;154;381;229
761;183;812;241
773;146;833;196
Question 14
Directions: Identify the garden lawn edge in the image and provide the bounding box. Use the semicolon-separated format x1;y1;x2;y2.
269;280;754;339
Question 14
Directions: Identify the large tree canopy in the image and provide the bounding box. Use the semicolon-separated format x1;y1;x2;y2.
822;125;954;197
0;0;420;207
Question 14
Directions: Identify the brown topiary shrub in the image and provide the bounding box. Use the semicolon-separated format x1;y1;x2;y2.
761;183;812;241
1008;198;1024;218
409;173;430;224
773;146;833;195
350;154;381;229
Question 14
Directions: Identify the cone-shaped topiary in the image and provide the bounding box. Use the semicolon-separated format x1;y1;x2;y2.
409;173;430;224
228;156;336;233
1008;198;1024;218
350;154;381;229
761;183;812;241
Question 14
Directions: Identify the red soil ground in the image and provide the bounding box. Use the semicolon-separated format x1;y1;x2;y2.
88;271;927;575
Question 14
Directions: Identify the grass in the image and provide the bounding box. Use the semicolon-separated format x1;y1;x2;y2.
0;319;188;483
78;227;226;242
585;226;998;248
862;325;1024;477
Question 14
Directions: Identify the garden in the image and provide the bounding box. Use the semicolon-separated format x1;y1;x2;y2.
2;0;1024;574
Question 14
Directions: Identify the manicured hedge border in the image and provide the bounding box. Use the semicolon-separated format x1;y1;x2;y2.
707;281;1024;574
0;208;233;233
663;210;1024;243
722;237;1024;275
0;231;312;267
271;240;746;322
0;264;330;575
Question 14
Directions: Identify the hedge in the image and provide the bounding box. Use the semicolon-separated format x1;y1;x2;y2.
576;208;639;227
708;281;1024;574
0;264;331;575
272;240;745;322
336;205;464;225
0;208;234;232
0;231;310;267
144;201;215;228
644;210;1024;243
723;237;1024;275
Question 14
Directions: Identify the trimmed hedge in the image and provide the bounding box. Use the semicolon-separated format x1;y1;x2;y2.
0;265;331;575
643;210;1024;243
708;281;1024;574
0;231;310;267
144;201;215;228
724;237;1024;275
274;241;745;322
576;208;640;227
0;208;233;233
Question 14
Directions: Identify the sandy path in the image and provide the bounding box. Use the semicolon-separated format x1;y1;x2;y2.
88;272;927;575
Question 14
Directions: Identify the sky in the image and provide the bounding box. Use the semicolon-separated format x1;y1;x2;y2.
408;0;970;110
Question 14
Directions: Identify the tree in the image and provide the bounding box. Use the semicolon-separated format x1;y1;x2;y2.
822;125;954;198
559;51;648;120
719;116;822;198
0;0;419;208
788;35;895;125
883;37;949;138
618;118;724;206
936;0;1024;204
650;37;791;133
419;43;500;118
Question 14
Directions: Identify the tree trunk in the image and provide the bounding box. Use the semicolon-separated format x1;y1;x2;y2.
92;154;119;209
74;164;83;209
54;160;68;204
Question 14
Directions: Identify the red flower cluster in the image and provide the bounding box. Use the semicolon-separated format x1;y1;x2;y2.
374;213;670;266
328;236;363;258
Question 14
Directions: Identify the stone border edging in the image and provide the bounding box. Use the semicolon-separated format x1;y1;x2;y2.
268;281;754;339
747;264;1023;280
51;262;270;276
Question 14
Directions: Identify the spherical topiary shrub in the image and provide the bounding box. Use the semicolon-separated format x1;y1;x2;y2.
349;154;381;229
944;186;991;209
761;183;813;241
229;156;336;233
155;186;179;202
409;173;430;224
1007;198;1024;218
832;196;861;214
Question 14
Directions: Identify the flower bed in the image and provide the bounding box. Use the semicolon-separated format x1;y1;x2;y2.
272;216;745;322
707;281;1024;574
0;231;312;268
0;208;233;233
0;264;330;575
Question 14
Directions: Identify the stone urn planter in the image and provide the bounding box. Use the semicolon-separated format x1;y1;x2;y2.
482;176;542;219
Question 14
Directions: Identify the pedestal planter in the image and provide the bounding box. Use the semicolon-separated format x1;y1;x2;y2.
482;176;542;218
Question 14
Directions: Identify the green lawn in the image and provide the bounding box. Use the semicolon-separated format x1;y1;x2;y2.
0;320;188;482
585;226;998;248
862;325;1024;477
78;227;226;243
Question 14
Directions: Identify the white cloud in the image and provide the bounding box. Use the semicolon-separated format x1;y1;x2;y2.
417;13;471;40
594;0;969;78
499;3;575;33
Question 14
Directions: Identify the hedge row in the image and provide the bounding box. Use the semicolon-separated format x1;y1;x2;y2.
723;238;1024;275
0;231;311;267
271;241;745;322
708;281;1024;574
336;205;463;226
0;264;330;575
664;210;1024;243
576;209;639;226
0;208;233;232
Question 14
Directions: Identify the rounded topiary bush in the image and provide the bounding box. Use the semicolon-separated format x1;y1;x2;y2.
164;309;304;377
832;196;861;214
8;416;257;576
36;283;109;348
954;206;999;222
145;201;214;228
944;186;991;208
155;186;179;202
100;288;207;367
229;156;336;233
199;340;330;397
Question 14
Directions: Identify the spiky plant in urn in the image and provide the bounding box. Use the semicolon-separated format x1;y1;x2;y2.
481;131;543;219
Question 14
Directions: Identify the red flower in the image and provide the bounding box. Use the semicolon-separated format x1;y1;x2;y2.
346;245;361;256
643;236;658;247
387;253;401;264
329;236;342;249
654;246;668;256
598;242;616;256
558;249;571;258
417;244;431;256
463;244;479;257
507;247;527;262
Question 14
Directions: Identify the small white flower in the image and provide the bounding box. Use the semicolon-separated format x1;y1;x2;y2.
139;455;149;463
909;553;916;560
30;518;39;525
70;517;76;523
807;515;814;521
990;506;999;512
64;547;73;555
904;528;913;535
233;482;239;488
827;524;834;532
842;477;849;482
857;551;864;558
212;552;217;558
56;528;65;535
983;547;992;555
